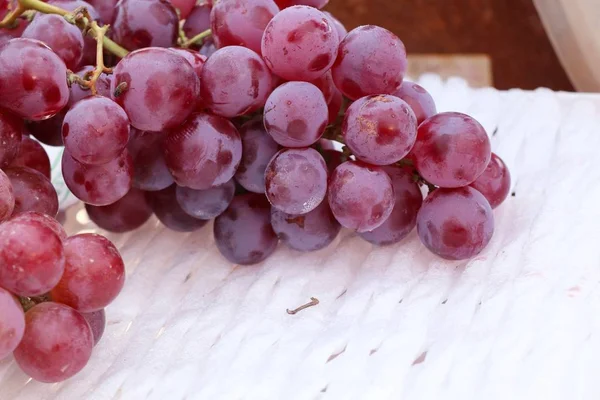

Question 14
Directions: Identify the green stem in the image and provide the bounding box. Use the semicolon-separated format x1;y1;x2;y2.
182;29;212;48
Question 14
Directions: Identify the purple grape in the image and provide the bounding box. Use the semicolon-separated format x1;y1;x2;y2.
26;110;65;146
183;3;212;40
265;147;327;214
264;81;328;147
328;160;394;232
0;287;25;360
214;193;278;265
235;119;280;193
332;25;407;100
86;0;118;24
261;6;339;81
342;95;417;165
146;185;208;232
81;309;105;346
68;65;113;108
176;179;235;219
201;46;273;118
85;188;153;232
323;11;346;42
10;136;51;179
417;186;494;260
164;113;242;190
11;211;68;241
412;112;491;188
0;169;14;222
199;38;217;57
127;128;174;191
111;47;200;132
0;38;69;121
393;81;437;125
0;109;23;167
6;166;58;217
470;153;511;209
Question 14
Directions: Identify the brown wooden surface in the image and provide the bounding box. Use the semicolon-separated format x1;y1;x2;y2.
325;0;574;91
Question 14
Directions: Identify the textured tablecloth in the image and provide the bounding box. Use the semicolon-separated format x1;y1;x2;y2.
1;76;600;400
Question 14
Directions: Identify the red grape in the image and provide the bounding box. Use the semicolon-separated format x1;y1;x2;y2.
274;0;328;8
201;46;273;118
0;218;65;296
81;309;105;346
0;169;14;222
68;65;113;108
470;153;511;209
26;110;65;147
146;185;208;232
5;166;58;217
86;0;118;24
127;128;174;191
0;109;23;167
261;6;339;81
169;0;195;18
22;14;84;70
265;147;328;215
111;47;200;132
0;287;25;360
210;0;279;55
310;70;336;104
235;119;280;193
63;96;130;165
11;211;68;241
323;11;346;42
14;302;93;383
0;38;69;121
169;48;206;80
214;193;278;265
342;95;417;165
183;3;212;40
393;81;437;125
85;188;153;232
164;113;242;190
412;112;491;188
264;81;328;147
327;87;343;124
62;149;133;206
51;234;125;312
176;179;235;219
9;136;51;178
417;186;494;260
332;25;407;100
328;160;395;232
112;0;178;51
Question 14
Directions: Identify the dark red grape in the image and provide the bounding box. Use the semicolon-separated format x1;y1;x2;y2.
328;160;394;232
214;193;278;265
169;0;195;18
183;3;211;39
81;309;105;346
86;0;118;24
26;109;65;146
111;47;200;132
310;70;336;104
412;112;491;188
342;95;417;165
323;11;346;42
327;87;343;124
235;119;280;193
68;65;113;108
127;128;174;191
85;188;153;232
0;38;69;121
470;153;511;209
0;218;65;296
0;169;14;222
274;0;328;8
332;25;407;100
5;166;58;217
176;179;235;219
14;302;93;383
417;186;494;260
164;113;242;190
393;81;437;125
322;149;344;172
146;185;208;232
9;135;51;178
11;211;68;241
0;287;25;360
0;109;23;167
112;0;178;51
264;81;328;147
62;149;133;206
261;6;338;81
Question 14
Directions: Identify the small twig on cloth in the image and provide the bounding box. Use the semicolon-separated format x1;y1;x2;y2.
286;297;319;315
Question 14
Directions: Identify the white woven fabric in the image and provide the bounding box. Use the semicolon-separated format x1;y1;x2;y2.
2;77;600;400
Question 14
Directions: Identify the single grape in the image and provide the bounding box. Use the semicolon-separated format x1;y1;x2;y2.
264;82;328;147
332;25;407;100
327;87;343;124
0;109;23;167
26;110;65;147
68;65;113;108
169;0;195;18
235;120;280;193
210;0;279;55
22;14;84;70
146;185;208;232
183;3;212;40
214;193;278;265
176;179;235;219
14;302;93;383
470;153;511;209
310;70;335;104
81;309;105;346
86;188;153;232
393;81;437;125
85;0;118;24
169;48;206;81
342;95;417;165
10;136;51;178
127;128;174;191
0;287;25;360
321;149;344;172
62;149;133;206
11;211;68;241
274;0;328;8
111;47;200;132
0;170;14;222
328;160;395;232
417;186;494;260
412;112;491;188
323;11;346;42
0;38;69;121
5;167;58;217
112;0;178;51
0;218;64;296
164;113;242;190
199;38;217;57
201;46;273;118
359;166;422;245
265;147;327;214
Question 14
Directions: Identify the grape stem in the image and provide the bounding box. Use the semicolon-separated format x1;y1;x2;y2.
87;21;111;95
182;29;212;48
286;297;319;315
